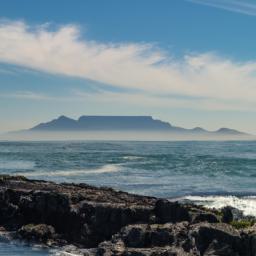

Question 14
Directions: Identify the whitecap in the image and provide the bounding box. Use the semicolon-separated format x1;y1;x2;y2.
16;164;121;177
122;156;144;160
183;195;256;217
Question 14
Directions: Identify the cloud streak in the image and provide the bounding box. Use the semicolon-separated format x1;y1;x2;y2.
0;91;54;100
3;88;255;113
187;0;256;16
72;89;256;112
1;20;256;111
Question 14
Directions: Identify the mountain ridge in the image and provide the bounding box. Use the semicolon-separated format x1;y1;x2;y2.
29;115;249;136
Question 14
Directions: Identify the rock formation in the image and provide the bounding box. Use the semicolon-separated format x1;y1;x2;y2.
0;175;255;255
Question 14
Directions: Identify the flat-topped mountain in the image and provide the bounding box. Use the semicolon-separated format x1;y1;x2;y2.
29;115;248;136
31;115;172;131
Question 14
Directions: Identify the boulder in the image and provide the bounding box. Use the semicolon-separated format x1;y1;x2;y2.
190;222;241;255
190;211;219;224
203;239;239;256
18;224;56;242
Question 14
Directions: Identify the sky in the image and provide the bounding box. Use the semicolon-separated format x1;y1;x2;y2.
0;0;256;134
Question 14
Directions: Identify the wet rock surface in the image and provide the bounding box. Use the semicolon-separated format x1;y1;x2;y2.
0;175;255;255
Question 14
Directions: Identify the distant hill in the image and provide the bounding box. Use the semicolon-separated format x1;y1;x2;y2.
215;127;246;135
29;115;249;136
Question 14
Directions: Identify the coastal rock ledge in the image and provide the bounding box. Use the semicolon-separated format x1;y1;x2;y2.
0;175;255;256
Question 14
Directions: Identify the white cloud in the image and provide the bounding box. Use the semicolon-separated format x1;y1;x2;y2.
1;20;256;110
187;0;256;16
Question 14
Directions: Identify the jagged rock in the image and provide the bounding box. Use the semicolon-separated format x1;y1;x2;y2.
77;200;154;247
117;222;190;249
203;239;238;256
0;175;255;256
190;222;241;255
0;175;156;247
96;222;198;255
190;210;219;224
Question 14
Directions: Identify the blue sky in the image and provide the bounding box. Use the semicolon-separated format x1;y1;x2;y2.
0;0;256;133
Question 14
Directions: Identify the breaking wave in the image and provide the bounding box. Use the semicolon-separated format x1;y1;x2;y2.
16;164;121;177
183;195;256;217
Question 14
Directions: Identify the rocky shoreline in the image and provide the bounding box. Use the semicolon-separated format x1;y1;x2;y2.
0;175;255;255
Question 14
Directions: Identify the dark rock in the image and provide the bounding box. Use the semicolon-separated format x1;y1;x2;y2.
118;222;190;249
250;233;256;256
96;222;197;255
190;222;241;255
155;200;191;223
18;224;56;243
191;211;219;224
0;175;156;248
76;200;154;247
97;240;125;256
239;224;256;256
119;225;148;248
0;176;255;255
203;239;238;256
221;206;234;223
221;206;245;223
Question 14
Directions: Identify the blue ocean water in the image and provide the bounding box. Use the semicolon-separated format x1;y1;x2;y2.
0;140;256;255
0;141;256;197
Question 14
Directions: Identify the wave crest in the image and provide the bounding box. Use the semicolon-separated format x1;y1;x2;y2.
16;164;121;177
183;195;256;217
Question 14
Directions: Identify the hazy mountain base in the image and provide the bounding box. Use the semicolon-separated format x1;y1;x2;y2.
1;131;254;141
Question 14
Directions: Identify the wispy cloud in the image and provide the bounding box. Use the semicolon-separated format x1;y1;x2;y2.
2;88;256;112
0;91;55;100
73;89;256;112
187;0;256;16
1;20;256;111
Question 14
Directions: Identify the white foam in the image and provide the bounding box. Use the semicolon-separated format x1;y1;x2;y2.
54;245;85;256
184;195;256;217
123;156;144;160
17;164;121;177
55;252;82;256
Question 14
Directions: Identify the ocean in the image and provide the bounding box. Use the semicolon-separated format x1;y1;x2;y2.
0;140;256;255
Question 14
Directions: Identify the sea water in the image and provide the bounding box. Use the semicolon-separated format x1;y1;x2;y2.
0;140;256;255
